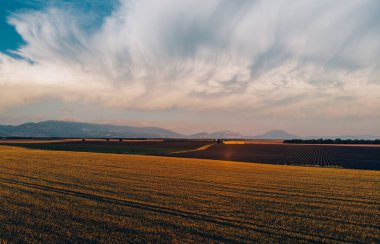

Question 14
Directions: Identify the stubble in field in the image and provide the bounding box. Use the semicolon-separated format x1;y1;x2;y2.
0;146;379;242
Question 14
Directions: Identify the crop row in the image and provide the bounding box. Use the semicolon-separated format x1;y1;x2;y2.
174;144;380;170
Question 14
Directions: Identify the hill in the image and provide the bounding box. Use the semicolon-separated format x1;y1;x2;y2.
253;129;300;139
0;120;182;138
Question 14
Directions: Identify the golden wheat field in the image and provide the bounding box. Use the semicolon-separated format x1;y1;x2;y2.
0;145;379;243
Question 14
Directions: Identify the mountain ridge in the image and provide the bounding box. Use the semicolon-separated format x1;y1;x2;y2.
0;120;378;140
252;129;300;140
0;120;182;138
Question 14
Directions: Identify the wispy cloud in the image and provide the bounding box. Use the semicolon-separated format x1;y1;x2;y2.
1;0;379;118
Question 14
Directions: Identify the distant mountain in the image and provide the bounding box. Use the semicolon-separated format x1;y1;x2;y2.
0;121;183;138
189;130;245;139
1;121;378;140
253;129;300;140
187;132;210;139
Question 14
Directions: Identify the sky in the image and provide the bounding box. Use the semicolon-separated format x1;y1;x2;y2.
0;0;379;136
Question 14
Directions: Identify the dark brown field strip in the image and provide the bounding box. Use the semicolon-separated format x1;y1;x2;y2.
170;144;380;170
0;177;352;242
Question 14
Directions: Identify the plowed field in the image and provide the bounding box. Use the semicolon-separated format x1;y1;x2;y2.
173;143;380;170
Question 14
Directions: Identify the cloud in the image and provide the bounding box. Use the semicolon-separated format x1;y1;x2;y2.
1;0;379;118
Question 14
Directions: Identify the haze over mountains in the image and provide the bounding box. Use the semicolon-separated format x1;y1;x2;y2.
0;121;181;138
188;131;246;139
252;130;300;140
0;121;378;140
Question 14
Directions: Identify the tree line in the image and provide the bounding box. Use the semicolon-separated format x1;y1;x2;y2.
284;139;380;144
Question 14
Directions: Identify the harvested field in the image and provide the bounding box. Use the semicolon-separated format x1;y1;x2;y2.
0;145;379;242
173;143;380;170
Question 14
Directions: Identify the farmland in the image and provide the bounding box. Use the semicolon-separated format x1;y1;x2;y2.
173;143;380;170
0;145;379;242
0;139;212;156
3;139;380;170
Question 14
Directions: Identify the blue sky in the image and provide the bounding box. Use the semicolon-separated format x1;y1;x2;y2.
0;0;118;52
0;0;379;136
0;0;27;52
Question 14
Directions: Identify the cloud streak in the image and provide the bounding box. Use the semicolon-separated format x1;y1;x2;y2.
1;0;379;118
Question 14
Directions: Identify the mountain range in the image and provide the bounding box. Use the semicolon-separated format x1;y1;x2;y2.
0;120;378;140
0;121;181;138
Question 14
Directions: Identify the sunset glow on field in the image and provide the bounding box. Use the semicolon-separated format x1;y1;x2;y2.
1;0;379;242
